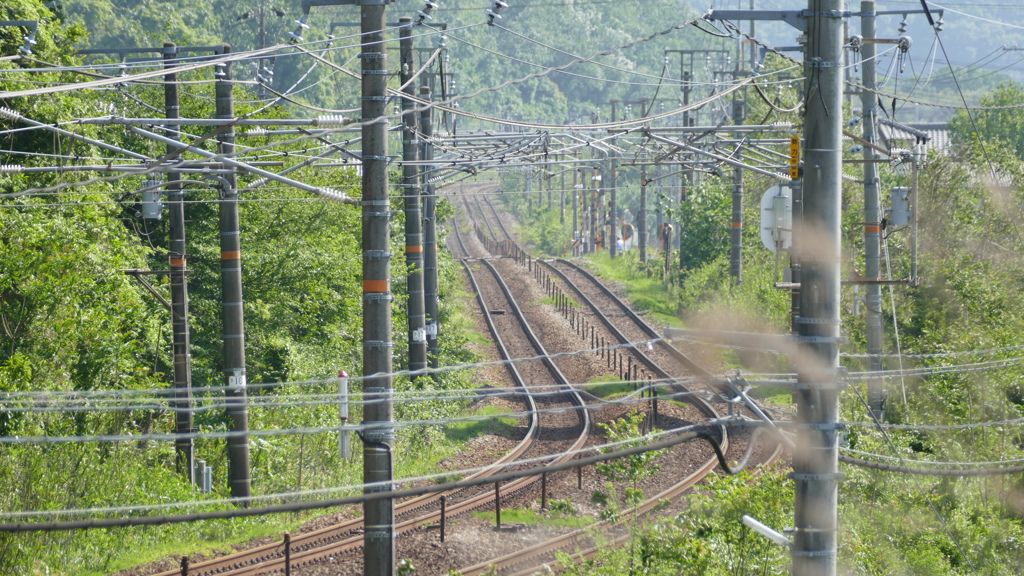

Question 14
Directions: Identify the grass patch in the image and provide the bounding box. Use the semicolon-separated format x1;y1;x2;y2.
471;507;594;528
755;385;795;408
585;253;682;327
443;405;519;442
586;375;637;399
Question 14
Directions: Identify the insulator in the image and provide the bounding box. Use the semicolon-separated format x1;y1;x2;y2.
315;115;347;127
0;165;24;175
249;177;270;189
243;128;268;137
318;187;351;204
0;107;23;121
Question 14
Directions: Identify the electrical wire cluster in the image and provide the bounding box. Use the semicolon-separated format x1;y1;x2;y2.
1;5;1024;564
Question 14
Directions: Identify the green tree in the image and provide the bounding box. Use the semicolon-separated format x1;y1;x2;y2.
949;81;1024;159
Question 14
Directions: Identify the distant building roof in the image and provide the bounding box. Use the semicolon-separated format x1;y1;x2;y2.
878;120;952;155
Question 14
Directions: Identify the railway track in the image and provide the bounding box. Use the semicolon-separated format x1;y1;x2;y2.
141;182;778;576
447;193;783;575
145;185;585;576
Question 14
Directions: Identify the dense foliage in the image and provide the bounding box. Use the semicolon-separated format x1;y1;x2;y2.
1;1;484;574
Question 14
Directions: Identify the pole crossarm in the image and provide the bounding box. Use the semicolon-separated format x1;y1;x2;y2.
645;133;791;181
128;127;356;204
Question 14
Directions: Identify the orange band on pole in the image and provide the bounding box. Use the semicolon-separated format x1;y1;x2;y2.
865;225;880;233
732;222;743;228
363;280;389;292
406;245;423;253
170;258;186;267
221;251;240;260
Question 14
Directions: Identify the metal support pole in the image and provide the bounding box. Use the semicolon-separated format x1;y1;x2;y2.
639;162;649;262
679;169;692;272
400;19;427;378
164;42;195;485
440;495;447;542
420;86;440;371
559;155;566;226
361;4;396;576
494;482;501;528
588;167;598;253
571;168;579;250
860;1;885;419
731;151;744;284
608;156;616;258
283;533;291;576
792;2;843;575
216;46;251;502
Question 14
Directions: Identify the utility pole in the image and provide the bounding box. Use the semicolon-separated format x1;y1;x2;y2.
571;167;579;251
164;42;194;485
609;101;618;259
400;18;427;378
559;153;565;226
793;1;843;574
360;2;395;575
679;168;691;272
420;86;439;371
589;165;599;253
730;164;744;283
861;1;885;419
216;46;252;502
639;160;648;263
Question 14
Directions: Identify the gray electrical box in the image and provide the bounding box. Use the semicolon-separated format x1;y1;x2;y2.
141;180;163;220
890;186;910;227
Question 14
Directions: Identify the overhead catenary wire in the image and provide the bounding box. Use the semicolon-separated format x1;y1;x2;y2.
0;419;748;528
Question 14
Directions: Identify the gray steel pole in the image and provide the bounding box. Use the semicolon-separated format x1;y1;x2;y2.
400;19;427;378
596;166;604;252
609;101;618;258
164;42;194;484
639;162;648;262
731;152;744;284
679;168;691;271
793;3;843;575
861;1;885;418
216;46;251;502
571;167;578;250
608;156;617;258
589;166;598;253
420;86;439;371
559;154;565;226
362;3;396;576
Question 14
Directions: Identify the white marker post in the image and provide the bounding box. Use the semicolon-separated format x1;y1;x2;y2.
338;370;350;459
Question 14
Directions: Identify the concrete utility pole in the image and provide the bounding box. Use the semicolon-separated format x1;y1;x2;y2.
216;46;252;502
730;157;744;283
609;102;618;258
573;166;581;247
860;0;885;419
793;2;843;574
731;100;746;284
639;160;648;262
359;2;395;575
400;18;427;378
679;168;691;272
164;42;194;484
420;86;440;370
559;154;566;226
